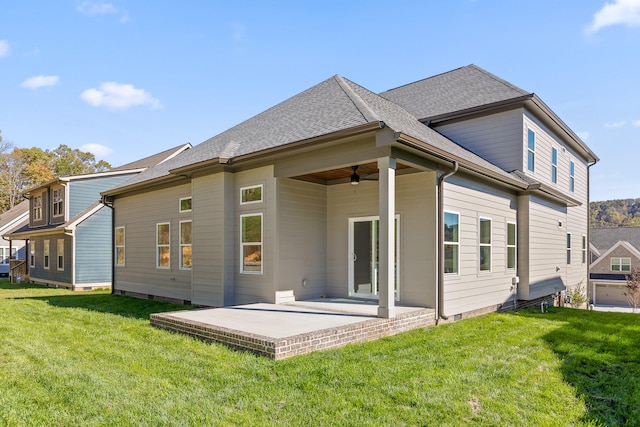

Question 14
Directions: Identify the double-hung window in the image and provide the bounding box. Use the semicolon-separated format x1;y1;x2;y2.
569;161;575;193
527;129;535;172
30;242;36;268
52;188;64;217
582;235;587;264
115;227;125;266
241;213;262;274
507;222;517;270
444;212;459;274
551;147;558;184
180;221;192;269
566;233;572;265
33;195;42;221
44;240;50;269
479;217;492;272
57;239;64;271
611;257;631;272
156;223;170;268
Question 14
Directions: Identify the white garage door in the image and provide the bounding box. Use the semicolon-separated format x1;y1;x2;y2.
595;283;630;306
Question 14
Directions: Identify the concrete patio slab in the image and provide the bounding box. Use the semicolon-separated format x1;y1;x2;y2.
151;298;436;359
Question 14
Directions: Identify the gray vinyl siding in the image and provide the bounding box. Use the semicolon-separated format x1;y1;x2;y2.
434;109;523;172
275;178;327;301
75;205;112;285
192;172;234;307
233;166;277;305
442;174;518;316
68;174;136;218
113;181;192;301
326;171;437;307
29;234;72;286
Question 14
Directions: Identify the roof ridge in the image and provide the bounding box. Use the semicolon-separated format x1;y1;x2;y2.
466;64;529;96
333;75;379;123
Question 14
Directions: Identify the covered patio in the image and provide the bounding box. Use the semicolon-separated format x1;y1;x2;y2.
151;298;435;359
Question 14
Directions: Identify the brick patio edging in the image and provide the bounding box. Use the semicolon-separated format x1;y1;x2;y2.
150;308;436;360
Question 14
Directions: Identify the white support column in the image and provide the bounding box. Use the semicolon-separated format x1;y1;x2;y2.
378;156;396;319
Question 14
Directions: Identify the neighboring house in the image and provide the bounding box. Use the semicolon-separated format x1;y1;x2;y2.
102;65;598;320
3;144;191;290
589;227;640;306
0;202;29;277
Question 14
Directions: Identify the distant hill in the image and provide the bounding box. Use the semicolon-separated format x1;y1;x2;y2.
590;198;640;228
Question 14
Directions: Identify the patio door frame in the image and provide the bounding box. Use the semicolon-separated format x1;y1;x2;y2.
348;215;400;300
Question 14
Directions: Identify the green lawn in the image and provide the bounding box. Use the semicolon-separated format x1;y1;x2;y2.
1;280;638;426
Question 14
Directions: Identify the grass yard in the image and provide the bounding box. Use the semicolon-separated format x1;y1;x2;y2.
1;280;639;426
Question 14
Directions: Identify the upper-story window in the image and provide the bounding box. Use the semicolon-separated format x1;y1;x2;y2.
52;188;64;217
179;197;192;212
551;147;558;184
527;129;535;172
611;257;631;272
240;184;263;205
569;161;575;193
33;195;43;221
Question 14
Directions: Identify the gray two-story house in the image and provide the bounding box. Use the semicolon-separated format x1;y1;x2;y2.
103;65;598;320
4;144;190;290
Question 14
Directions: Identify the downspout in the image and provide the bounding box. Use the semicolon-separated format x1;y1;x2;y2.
586;160;597;307
102;196;115;295
436;161;459;323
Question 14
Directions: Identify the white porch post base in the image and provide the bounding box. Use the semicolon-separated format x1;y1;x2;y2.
378;156;396;319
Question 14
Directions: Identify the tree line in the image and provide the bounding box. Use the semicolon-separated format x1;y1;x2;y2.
590;198;640;228
0;130;112;212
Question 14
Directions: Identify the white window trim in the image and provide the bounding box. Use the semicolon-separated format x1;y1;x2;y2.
527;128;535;173
507;221;517;271
444;211;460;276
115;226;125;267
240;213;263;274
44;240;50;270
551;147;558;184
52;188;64;217
611;257;631;272
179;197;192;213
179;220;192;270
57;239;64;271
240;184;263;205
581;235;587;265
569;161;575;193
479;217;492;273
567;233;572;265
33;195;43;221
156;222;170;269
30;242;36;268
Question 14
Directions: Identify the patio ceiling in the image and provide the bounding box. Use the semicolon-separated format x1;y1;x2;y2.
292;161;413;185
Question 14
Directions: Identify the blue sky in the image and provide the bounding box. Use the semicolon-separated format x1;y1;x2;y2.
1;1;639;202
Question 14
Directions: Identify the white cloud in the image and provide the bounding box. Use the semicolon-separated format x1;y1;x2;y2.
587;0;640;33
81;82;162;110
577;131;590;141
20;75;59;89
0;40;10;58
77;1;117;16
633;120;640;127
80;143;113;157
605;120;626;128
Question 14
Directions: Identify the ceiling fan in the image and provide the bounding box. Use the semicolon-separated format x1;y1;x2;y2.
350;165;378;185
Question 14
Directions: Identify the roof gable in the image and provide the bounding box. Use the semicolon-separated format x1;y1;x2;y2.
379;64;529;121
590;240;640;270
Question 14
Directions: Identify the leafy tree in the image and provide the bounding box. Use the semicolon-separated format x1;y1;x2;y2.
625;267;640;313
0;143;112;213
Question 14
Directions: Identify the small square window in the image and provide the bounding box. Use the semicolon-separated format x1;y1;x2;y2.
240;185;263;204
179;197;192;212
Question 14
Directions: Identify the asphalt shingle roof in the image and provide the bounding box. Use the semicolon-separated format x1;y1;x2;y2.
590;227;640;253
109;72;530;192
379;64;530;120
